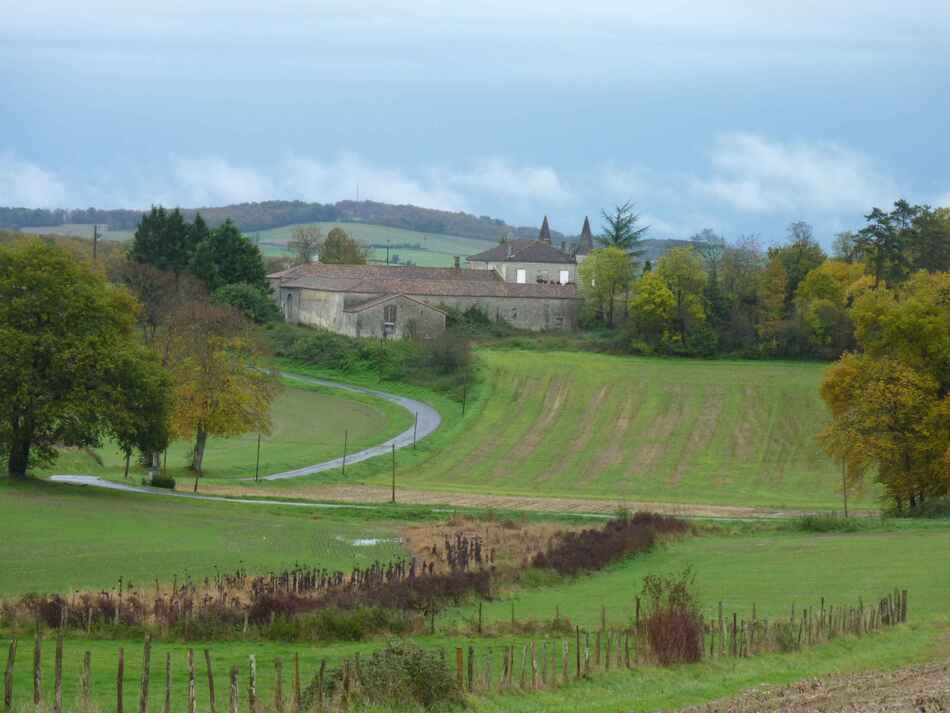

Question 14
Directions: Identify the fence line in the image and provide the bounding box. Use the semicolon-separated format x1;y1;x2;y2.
1;588;909;712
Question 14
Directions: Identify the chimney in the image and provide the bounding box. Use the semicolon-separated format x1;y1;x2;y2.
453;255;460;269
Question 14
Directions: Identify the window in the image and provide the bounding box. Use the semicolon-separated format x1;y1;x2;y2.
559;270;570;285
516;268;527;284
383;304;397;338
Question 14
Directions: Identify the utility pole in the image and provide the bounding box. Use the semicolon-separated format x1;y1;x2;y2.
386;240;391;265
92;224;99;264
413;412;418;449
841;460;848;518
391;443;396;503
341;430;348;475
255;432;262;482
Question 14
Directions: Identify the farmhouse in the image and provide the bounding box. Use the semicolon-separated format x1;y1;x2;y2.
270;261;580;337
269;216;592;337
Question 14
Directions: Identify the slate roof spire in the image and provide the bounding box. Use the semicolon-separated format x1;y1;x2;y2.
538;215;552;244
577;216;594;254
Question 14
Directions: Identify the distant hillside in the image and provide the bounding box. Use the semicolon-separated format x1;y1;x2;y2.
0;200;568;244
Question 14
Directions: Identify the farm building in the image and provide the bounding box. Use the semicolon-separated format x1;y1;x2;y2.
269;262;580;337
268;216;591;337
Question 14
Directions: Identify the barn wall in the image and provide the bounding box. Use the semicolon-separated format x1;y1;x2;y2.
343;297;446;340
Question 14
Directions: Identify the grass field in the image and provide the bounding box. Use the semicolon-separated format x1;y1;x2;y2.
339;349;864;510
0;477;405;597
37;381;412;484
254;222;494;267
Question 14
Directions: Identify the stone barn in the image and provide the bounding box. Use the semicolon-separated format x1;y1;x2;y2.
269;262;580;336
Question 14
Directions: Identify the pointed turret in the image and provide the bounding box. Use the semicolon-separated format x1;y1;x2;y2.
576;216;594;255
538;215;552;244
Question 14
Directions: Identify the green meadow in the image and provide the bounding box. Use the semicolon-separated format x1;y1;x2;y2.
339;349;863;510
38;381;412;485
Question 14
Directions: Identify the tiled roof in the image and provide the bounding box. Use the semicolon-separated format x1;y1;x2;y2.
272;262;578;300
466;239;575;265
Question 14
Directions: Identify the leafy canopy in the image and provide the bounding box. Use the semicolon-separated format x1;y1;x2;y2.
0;241;170;477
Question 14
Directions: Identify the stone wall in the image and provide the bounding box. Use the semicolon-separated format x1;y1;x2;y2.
342;296;446;340
467;260;576;285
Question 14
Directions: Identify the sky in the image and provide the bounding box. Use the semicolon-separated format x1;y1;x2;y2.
2;0;950;245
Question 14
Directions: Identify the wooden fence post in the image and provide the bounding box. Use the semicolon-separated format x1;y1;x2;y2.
139;637;152;713
317;661;326;710
116;648;125;713
467;647;475;693
81;651;91;708
33;628;42;707
187;650;196;713
575;627;581;679
530;641;538;690
4;639;16;711
163;654;171;713
274;658;284;713
292;653;300;712
247;656;257;713
204;650;217;713
53;633;63;713
455;648;463;690
228;667;239;713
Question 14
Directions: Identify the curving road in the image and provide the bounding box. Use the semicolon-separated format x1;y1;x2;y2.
50;372;442;502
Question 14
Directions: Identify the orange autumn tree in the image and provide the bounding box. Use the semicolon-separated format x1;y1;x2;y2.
819;271;950;511
166;301;279;488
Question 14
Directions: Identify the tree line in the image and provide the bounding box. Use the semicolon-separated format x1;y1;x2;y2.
580;200;950;361
0;208;280;484
0;200;563;243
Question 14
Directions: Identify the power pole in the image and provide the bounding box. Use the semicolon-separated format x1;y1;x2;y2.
92;224;99;264
391;443;396;503
386;240;391;265
255;432;262;482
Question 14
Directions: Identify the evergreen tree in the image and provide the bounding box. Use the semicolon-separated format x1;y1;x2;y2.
189;219;268;292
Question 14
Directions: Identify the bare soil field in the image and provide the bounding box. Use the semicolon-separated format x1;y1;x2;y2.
197;482;880;519
674;663;950;713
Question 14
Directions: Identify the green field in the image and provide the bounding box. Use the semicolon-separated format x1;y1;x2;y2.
23;221;497;268
38;382;412;484
254;222;494;267
342;349;861;510
0;477;404;597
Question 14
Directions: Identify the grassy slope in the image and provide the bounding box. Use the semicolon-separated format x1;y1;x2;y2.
443;523;950;631
37;381;412;484
255;222;493;267
0;477;404;597
349;349;863;510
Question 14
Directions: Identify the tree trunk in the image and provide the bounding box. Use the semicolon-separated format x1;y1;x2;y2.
192;427;208;492
124;451;131;479
7;420;32;479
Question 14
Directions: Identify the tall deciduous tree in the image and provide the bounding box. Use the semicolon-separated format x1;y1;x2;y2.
288;225;323;265
319;227;368;264
656;246;707;347
578;247;635;327
0;242;170;478
166;301;279;485
628;271;676;349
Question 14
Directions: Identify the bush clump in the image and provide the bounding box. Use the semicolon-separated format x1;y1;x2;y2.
148;474;176;490
532;511;689;576
794;514;877;532
641;568;704;666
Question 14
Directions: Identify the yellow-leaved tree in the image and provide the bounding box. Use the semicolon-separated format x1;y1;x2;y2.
819;271;950;511
166;301;279;488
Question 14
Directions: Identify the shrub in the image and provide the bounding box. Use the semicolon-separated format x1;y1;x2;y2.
532;512;688;576
891;496;950;519
356;642;463;709
213;283;282;324
794;514;876;532
641;568;703;666
148;474;176;490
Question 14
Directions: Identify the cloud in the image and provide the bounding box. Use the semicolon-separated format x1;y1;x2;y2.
446;158;574;204
0;155;69;209
689;133;898;214
172;156;276;206
283;155;465;211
